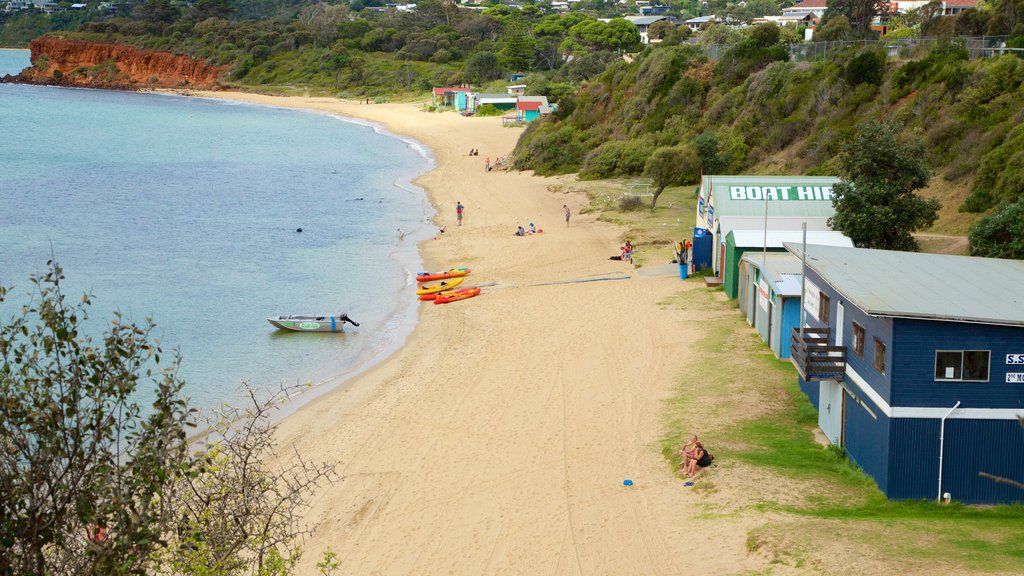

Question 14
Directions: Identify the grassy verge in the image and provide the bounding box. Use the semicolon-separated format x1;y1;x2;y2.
659;289;1024;572
571;180;697;268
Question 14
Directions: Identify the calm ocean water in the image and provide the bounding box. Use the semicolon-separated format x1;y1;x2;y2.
0;50;435;409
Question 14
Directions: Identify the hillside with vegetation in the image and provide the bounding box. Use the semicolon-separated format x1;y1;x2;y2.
513;21;1024;255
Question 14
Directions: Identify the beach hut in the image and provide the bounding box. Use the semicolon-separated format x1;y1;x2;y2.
787;244;1024;504
473;93;517;112
692;175;840;279
738;252;804;359
432;86;471;108
721;228;852;299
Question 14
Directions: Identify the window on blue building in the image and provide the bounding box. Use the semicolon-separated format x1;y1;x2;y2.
873;337;886;374
819;293;830;324
935;350;990;382
852;322;864;358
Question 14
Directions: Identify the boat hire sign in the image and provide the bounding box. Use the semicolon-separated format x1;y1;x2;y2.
728;185;835;201
803;279;821;320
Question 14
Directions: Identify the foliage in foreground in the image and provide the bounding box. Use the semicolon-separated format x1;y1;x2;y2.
0;262;336;575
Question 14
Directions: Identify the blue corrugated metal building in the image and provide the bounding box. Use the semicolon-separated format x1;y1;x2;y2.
786;244;1024;504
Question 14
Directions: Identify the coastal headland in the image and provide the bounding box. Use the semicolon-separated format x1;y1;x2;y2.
190;92;756;574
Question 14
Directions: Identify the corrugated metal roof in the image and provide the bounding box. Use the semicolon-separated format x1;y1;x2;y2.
477;93;515;100
701;175;840;218
717;215;833;236
626;15;669;25
785;244;1024;326
740;252;805;295
729;229;852;248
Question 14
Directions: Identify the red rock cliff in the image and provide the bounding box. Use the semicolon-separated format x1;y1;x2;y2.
9;36;225;90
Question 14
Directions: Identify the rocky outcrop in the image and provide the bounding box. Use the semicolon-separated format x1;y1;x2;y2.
1;36;225;90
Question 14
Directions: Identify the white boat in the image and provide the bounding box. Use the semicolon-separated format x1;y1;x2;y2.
267;313;359;332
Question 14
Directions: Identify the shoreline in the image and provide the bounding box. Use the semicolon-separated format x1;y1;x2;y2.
188;90;722;574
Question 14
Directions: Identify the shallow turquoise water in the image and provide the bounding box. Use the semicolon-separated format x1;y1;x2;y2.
0;49;434;408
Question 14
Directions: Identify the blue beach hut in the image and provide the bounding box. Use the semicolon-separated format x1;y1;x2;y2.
787;244;1024;504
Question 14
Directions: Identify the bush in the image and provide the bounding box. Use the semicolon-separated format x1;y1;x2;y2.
844;48;886;86
579;139;654;179
474;103;504;116
619;194;645;210
968;201;1024;258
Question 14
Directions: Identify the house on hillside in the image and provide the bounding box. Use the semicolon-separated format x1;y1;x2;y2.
787;244;1024;505
782;0;828;18
624;15;671;44
507;84;527;97
684;15;718;31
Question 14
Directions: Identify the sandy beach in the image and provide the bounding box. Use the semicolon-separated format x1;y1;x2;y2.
189;92;753;574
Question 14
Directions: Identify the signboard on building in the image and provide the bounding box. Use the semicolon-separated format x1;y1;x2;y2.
1007;373;1024;383
758;279;770;312
1007;354;1024;365
728;186;835;201
803;279;821;320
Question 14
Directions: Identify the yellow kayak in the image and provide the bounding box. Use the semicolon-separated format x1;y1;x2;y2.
415;277;464;295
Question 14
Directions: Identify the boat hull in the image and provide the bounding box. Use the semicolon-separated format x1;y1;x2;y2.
268;315;351;332
417;268;470;283
434;287;481;304
415;277;465;295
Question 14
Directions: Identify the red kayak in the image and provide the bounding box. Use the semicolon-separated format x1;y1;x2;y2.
434;287;481;304
417;268;470;283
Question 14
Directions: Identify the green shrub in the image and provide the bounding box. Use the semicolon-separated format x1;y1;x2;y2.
968;201;1024;258
618;194;645;210
844;48;886;86
474;103;504;116
579;139;654;179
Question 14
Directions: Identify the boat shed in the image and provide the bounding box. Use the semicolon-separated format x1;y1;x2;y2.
722;228;851;299
738;252;804;359
473;93;518;112
786;243;1024;504
693;175;840;279
432;86;471;108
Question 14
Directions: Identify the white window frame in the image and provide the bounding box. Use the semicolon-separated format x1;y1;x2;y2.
934;350;991;383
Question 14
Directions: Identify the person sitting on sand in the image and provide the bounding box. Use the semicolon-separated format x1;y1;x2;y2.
621;241;635;262
677;435;700;473
684;438;713;478
515;225;526;236
527;223;537;235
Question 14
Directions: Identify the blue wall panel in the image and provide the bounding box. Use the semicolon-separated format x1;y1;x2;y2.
798;375;819;408
889;418;1024;504
892;319;1024;409
843;393;890;492
777;296;800;359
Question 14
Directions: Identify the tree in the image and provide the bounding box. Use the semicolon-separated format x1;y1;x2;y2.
968;201;1024;259
814;14;855;41
694;132;726;175
820;0;891;38
643;145;701;211
499;14;536;72
829;121;940;251
134;0;180;25
461;51;501;84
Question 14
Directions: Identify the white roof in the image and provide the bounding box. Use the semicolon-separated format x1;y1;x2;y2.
717;215;833;236
729;229;853;248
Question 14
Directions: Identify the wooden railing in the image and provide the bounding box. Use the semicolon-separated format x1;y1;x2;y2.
790;327;847;381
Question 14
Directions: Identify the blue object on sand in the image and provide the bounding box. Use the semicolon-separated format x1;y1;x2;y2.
623;479;633;486
684;481;694;487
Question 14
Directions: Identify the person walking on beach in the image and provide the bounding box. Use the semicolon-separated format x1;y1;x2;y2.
456;201;464;226
485;157;491;172
564;204;571;227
